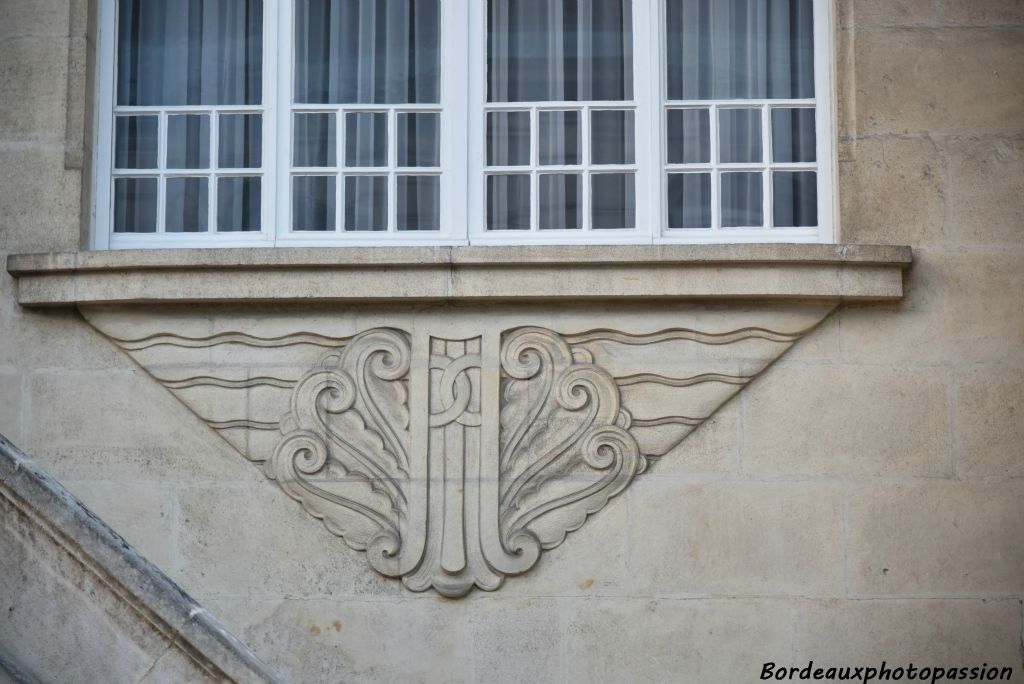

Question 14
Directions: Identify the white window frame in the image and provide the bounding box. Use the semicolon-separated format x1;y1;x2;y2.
91;0;835;250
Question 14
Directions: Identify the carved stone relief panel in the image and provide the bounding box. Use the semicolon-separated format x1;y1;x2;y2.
82;302;835;596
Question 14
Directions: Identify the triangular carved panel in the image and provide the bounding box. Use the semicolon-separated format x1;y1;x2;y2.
82;302;834;596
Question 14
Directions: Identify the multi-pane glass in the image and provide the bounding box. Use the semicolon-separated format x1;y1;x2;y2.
485;0;637;232
112;0;264;234
664;0;819;232
290;0;442;232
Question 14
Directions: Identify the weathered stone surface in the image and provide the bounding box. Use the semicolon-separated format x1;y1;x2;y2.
945;137;1024;246
846;0;935;27
25;368;261;484
854;28;1024;136
840;249;1024;366
838;137;944;245
627;480;845;597
0;148;81;252
177;483;398;599
0;0;73;37
63;480;177;570
743;366;951;477
0;373;22;445
0;436;281;683
955;367;1024;477
203;598;472;684
566;599;794;683
848;481;1024;597
0;37;68;142
467;599;563;684
791;599;1022;664
939;0;1024;25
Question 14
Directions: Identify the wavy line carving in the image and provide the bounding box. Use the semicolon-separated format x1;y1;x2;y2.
615;372;751;388
156;375;298;390
564;326;804;346
208;419;281;431
630;416;707;428
110;331;352;350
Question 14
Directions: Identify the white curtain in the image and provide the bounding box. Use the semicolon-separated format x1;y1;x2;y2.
294;0;440;104
666;0;814;101
487;0;633;103
116;0;262;106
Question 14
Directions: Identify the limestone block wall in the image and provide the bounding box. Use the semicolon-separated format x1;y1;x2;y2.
0;1;1022;682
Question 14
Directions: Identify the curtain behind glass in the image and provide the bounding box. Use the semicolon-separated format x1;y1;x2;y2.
488;0;633;103
294;0;440;104
116;0;263;106
665;0;814;101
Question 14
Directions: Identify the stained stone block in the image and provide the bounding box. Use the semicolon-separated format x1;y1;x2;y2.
847;481;1024;597
939;0;1024;24
945;137;1024;246
854;28;1024;136
176;484;398;599
0;148;81;252
63;481;177;570
838;138;944;246
742;366;951;477
955;367;1024;478
791;599;1022;664
467;599;562;684
840;0;934;27
0;372;23;445
840;250;1024;367
201;597;470;684
26;369;257;484
627;480;844;597
0;37;68;141
0;0;73;37
566;599;794;684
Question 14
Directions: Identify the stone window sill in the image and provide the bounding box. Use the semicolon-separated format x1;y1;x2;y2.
6;244;912;307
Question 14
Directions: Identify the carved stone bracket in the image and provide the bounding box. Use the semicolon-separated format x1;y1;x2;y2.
81;302;838;596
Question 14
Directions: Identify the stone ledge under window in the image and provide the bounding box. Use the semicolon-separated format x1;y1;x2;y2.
6;244;912;306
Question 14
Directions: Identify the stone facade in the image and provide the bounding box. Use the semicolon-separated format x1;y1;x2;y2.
1;1;1023;682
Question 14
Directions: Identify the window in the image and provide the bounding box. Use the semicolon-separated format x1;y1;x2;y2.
93;0;833;248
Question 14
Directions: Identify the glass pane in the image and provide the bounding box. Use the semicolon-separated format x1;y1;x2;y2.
113;178;157;233
667;173;711;229
165;177;209;232
344;176;388;230
719;109;762;164
721;172;762;227
397;113;440;167
116;0;263;106
218;114;262;168
486;175;530;230
773;171;817;227
217;176;261;231
771;108;816;163
539;111;581;166
488;0;633;103
591;173;635;229
591;110;634;165
397;175;440;231
666;108;709;164
293;176;336;231
487;111;530;166
665;0;814;100
293;113;337;167
294;0;440;104
114;116;158;169
167;115;210;169
539;174;581;229
345;112;388;167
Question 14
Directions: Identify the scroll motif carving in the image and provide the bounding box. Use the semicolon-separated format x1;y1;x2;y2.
90;308;831;596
